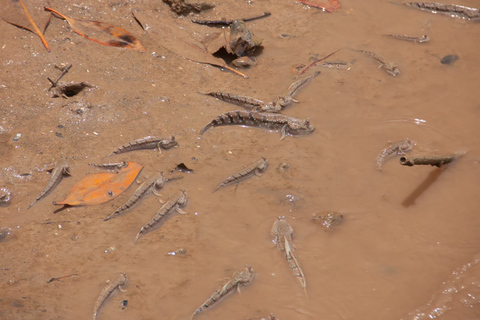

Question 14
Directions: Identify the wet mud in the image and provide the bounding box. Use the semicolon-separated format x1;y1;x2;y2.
1;0;480;319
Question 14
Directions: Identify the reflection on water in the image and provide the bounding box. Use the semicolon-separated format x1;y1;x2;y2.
404;254;480;320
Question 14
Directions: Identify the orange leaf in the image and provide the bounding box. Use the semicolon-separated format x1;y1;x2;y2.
44;7;145;52
299;0;341;12
53;161;143;206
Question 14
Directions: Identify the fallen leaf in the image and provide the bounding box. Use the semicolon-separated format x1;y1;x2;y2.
299;0;341;12
53;161;143;206
44;7;145;52
1;0;51;52
139;11;248;78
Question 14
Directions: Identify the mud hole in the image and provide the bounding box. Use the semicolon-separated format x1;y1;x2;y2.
1;0;480;319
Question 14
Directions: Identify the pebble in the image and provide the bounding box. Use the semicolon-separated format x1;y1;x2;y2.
440;54;459;65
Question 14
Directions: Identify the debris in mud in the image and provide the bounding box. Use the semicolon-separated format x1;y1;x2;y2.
46;274;78;283
170;163;194;174
312;212;344;230
281;192;304;210
403;2;480;21
191;11;271;26
0;188;11;207
299;0;342;13
51;81;94;98
207;20;263;68
167;247;187;255
276;162;290;172
12;133;21;141
121;300;128;309
45;7;146;52
48;64;72;91
152;18;248;78
132;9;149;31
441;54;459;65
162;0;214;15
0;227;13;242
2;0;51;52
297;48;342;75
400;152;464;167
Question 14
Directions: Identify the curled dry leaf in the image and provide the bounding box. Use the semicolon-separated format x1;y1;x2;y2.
299;0;341;12
45;7;145;52
53;161;143;206
138;10;248;78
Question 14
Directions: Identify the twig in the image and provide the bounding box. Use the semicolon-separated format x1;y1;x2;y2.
47;273;78;283
48;64;72;90
191;12;271;26
299;48;343;75
40;220;73;225
400;154;462;167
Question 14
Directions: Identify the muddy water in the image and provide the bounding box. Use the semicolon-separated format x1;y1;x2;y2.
1;0;480;319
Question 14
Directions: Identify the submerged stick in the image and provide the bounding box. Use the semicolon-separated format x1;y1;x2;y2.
298;48;343;75
47;273;78;283
400;153;462;167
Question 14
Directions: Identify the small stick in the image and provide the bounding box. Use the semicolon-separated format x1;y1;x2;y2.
47;273;78;283
191;12;271;26
40;220;73;225
400;154;462;167
298;48;343;75
48;64;72;90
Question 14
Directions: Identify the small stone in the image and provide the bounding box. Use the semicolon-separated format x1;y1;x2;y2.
440;54;459;65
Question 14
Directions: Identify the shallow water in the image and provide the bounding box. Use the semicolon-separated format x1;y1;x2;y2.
1;0;480;319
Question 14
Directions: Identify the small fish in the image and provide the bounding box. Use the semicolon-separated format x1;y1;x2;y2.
135;189;188;243
215;157;268;192
89;162;128;170
28;158;70;209
283;71;320;103
404;2;480;20
93;273;127;320
192;265;254;319
200;110;314;140
202;72;319;113
108;135;178;156
383;34;430;43
269;72;321;112
271;217;306;291
201;91;270;111
356;49;400;76
377;138;415;171
104;171;168;221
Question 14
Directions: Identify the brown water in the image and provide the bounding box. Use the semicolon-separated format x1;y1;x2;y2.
1;0;480;319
